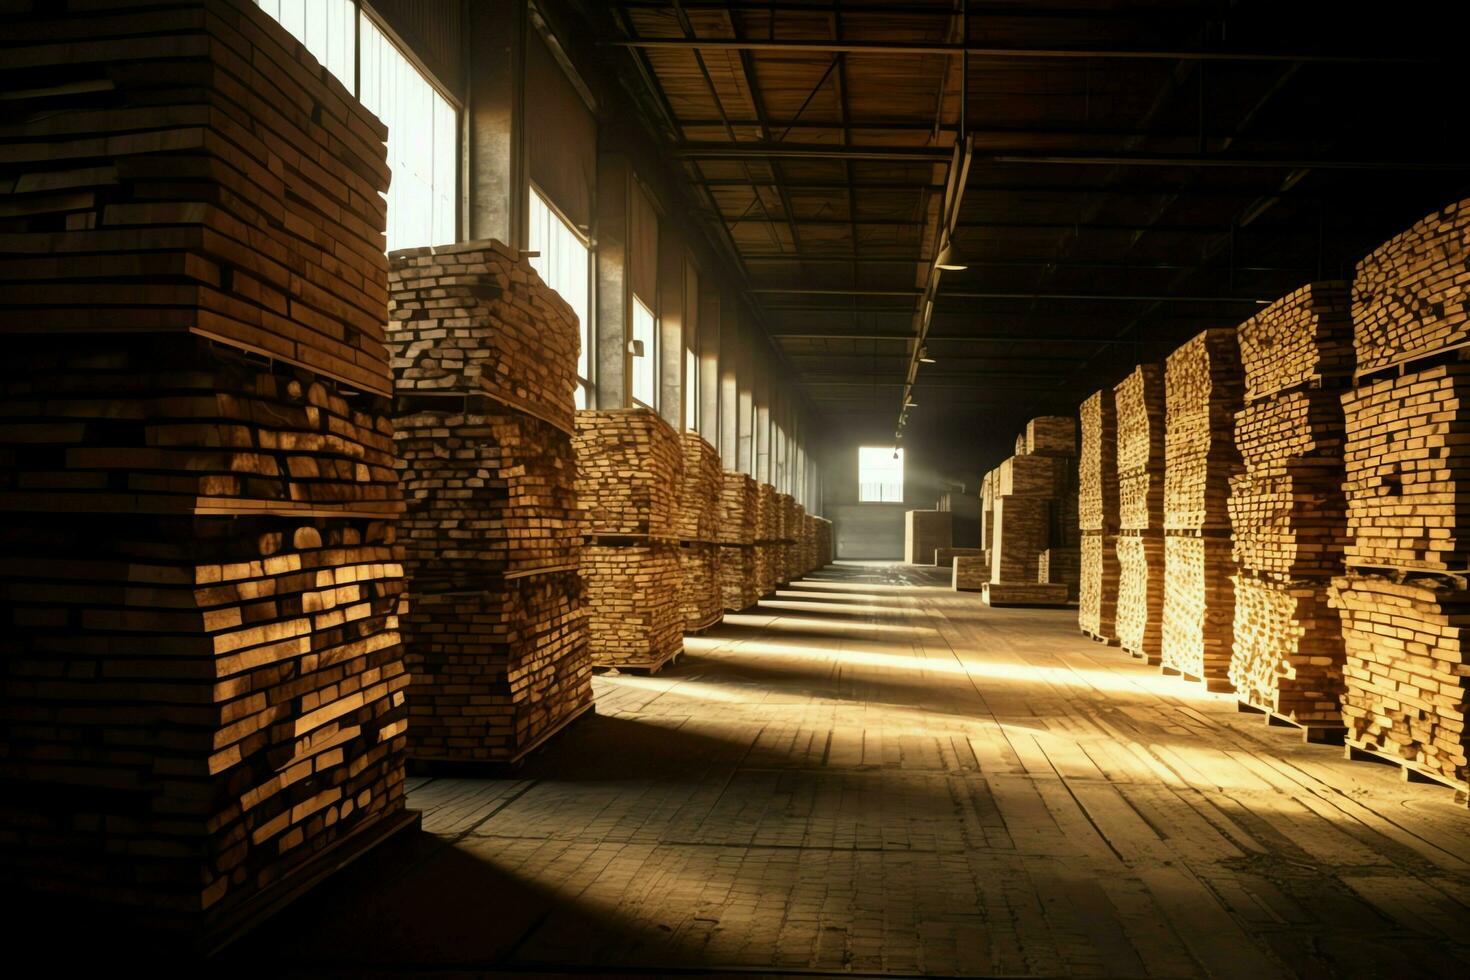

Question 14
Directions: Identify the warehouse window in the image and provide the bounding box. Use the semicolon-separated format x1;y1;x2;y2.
684;348;698;431
859;447;904;503
255;1;458;252
529;186;593;408
631;297;657;408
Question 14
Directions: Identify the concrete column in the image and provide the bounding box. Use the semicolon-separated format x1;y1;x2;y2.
466;0;525;247
657;227;684;429
755;368;770;485
736;322;754;476
594;155;629;407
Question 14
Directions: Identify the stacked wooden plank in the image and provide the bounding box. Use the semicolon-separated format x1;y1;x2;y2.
953;555;989;592
1079;388;1120;640
1352;197;1470;375
717;471;758;611
0;0;412;935
777;493;800;584
936;547;984;567
814;518;834;570
986;416;1074;607
1114;365;1166;662
389;241;589;765
1326;202;1470;794
754;483;779;596
676;433;722;631
1039;548;1080;600
1228;284;1351;728
574;409;684;670
904;510;952;565
388;241;580;433
980;469;996;554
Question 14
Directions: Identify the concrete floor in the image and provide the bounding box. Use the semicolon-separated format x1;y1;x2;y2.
230;561;1470;978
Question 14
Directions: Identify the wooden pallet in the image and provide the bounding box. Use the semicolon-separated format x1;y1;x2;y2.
1236;700;1346;745
1081;628;1119;646
406;703;596;776
1344;738;1470;805
685;610;725;635
593;648;683;677
1160;663;1234;693
1122;644;1161;666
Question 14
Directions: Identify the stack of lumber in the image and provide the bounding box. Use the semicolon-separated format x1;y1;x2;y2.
575;409;684;670
987;416;1074;607
1039;547;1081;600
0;0;415;934
1329;201;1470;792
954;555;989;592
777;494;799;584
980;469;996;553
581;543;683;670
936;547;984;567
388;242;580;433
1328;575;1470;798
799;515;817;575
675;434;722;631
717;471;758;611
1026;416;1078;457
1114;365;1166;660
1227;284;1352;725
904;510;952;565
1079;388;1120;640
1352;197;1470;375
1161;330;1243;689
401;570;590;763
815;518;834;569
389;239;588;766
754;483;779;596
573;410;683;538
787;501;807;582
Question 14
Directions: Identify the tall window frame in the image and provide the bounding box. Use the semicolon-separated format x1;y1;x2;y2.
859;446;904;503
528;183;594;408
684;347;698;432
253;0;460;252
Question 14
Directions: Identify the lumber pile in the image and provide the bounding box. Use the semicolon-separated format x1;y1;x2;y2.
679;543;723;631
936;547;984;567
988;417;1076;607
904;510;953;565
1353;197;1470;375
389;239;590;765
401;571;590;763
814;518;833;569
1039;547;1080;600
717;471;758;610
388;242;580;433
1113;366;1167;660
953;555;989;592
575;409;684;670
980;470;996;552
582;543;683;669
754;483;779;595
0;0;414;933
719;545;760;612
1226;284;1353;722
1328;576;1470;796
1079;388;1120;639
1115;534;1166;662
754;544;778;597
777;494;799;584
676;433;722;543
1161;331;1243;688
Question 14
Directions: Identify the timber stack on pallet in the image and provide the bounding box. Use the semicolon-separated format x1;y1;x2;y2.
815;517;834;570
0;0;416;941
904;509;952;565
778;493;800;585
954;556;989;592
1228;283;1352;737
387;241;590;767
985;416;1076;606
676;433;723;632
717;471;759;611
979;470;996;574
754;483;779;596
1161;329;1244;691
1329;198;1470;801
936;547;984;568
573;409;684;672
1078;388;1121;641
1114;365;1167;663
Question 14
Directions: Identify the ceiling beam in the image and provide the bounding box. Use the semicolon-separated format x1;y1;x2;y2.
770;333;1161;345
749;287;1272;303
610;37;1423;64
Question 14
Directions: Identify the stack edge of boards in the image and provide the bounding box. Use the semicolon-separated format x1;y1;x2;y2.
1329;198;1470;801
1078;389;1121;641
1113;365;1167;664
0;0;414;944
574;409;684;672
387;240;591;769
981;416;1079;606
1229;284;1351;739
1160;329;1244;691
717;471;760;611
676;432;723;633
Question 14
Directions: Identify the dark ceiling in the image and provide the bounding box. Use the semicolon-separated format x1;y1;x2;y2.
595;0;1470;450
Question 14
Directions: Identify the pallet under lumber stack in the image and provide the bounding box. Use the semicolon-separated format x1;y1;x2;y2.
1114;365;1166;663
1078;388;1120;642
574;409;684;672
1161;329;1244;691
986;416;1076;606
814;517;834;571
676;433;723;633
1329;199;1470;801
716;471;759;612
0;0;415;940
1228;284;1352;738
387;242;591;767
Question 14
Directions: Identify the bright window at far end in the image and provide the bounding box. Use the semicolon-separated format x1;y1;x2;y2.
859;446;904;503
528;186;592;408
